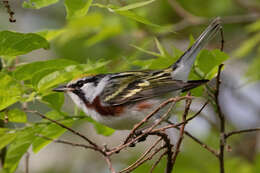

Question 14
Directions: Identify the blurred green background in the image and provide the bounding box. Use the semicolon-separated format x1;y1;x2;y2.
0;0;260;173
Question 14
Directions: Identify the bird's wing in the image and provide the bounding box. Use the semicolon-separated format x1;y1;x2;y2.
100;70;207;106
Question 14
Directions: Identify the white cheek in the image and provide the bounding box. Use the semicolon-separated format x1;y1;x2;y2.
81;76;109;103
81;83;96;103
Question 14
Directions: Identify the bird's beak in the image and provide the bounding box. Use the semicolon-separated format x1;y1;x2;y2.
53;85;74;92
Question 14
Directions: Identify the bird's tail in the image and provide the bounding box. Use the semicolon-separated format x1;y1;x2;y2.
170;17;222;81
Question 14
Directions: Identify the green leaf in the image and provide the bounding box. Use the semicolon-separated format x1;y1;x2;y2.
0;129;16;150
233;32;260;58
0;31;49;57
85;116;114;136
196;49;229;78
37;29;65;41
246;55;260;82
41;93;65;110
115;10;160;28
37;61;109;92
23;0;59;9
130;44;161;57
247;20;260;32
13;59;78;81
0;73;22;111
0;109;27;123
115;0;156;11
65;0;93;19
32;114;74;153
84;25;121;47
4;127;40;173
154;38;169;57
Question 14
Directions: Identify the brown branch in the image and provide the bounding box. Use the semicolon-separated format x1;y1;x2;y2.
26;110;104;154
2;1;16;22
154;100;209;133
215;64;225;173
36;134;101;152
172;14;260;32
167;0;205;23
233;0;260;13
119;137;163;173
172;94;192;169
25;152;29;173
105;156;116;173
124;96;193;144
150;150;168;173
182;129;218;156
225;128;260;138
148;132;174;173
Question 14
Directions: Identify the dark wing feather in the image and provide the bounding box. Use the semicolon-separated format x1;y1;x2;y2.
100;70;208;106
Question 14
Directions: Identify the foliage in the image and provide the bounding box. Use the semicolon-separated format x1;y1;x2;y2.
0;0;259;173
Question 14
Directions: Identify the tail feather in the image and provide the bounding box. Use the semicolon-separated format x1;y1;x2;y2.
170;17;222;81
181;79;209;92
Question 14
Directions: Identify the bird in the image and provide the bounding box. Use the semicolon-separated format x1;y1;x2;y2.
53;17;221;130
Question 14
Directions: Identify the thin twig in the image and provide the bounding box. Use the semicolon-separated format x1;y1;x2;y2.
105;156;116;173
225;128;260;138
215;64;225;173
154;100;209;133
119;137;163;173
124;96;193;144
2;1;16;22
36;134;100;151
172;94;192;169
150;150;168;173
173;127;219;156
167;0;204;23
25;152;29;173
26;110;104;153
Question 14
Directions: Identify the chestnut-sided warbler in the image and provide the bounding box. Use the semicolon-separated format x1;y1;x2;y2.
53;18;221;130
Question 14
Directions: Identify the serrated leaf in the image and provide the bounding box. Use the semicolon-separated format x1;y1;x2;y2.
32;119;74;153
23;0;59;9
0;109;27;123
115;0;156;11
37;61;109;92
65;0;93;19
115;10;160;27
0;129;16;150
0;73;22;111
0;31;49;57
4;127;41;173
41;93;64;110
13;59;78;81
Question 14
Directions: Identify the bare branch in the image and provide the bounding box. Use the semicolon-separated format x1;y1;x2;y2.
36;134;101;151
172;94;192;169
26;110;104;154
119;137;163;173
124;96;193;144
105;156;116;173
225;128;260;138
25;152;29;173
215;64;225;173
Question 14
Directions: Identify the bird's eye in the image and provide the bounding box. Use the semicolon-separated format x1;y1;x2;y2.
77;81;84;88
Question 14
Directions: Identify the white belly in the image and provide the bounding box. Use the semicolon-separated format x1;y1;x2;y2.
68;92;174;130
